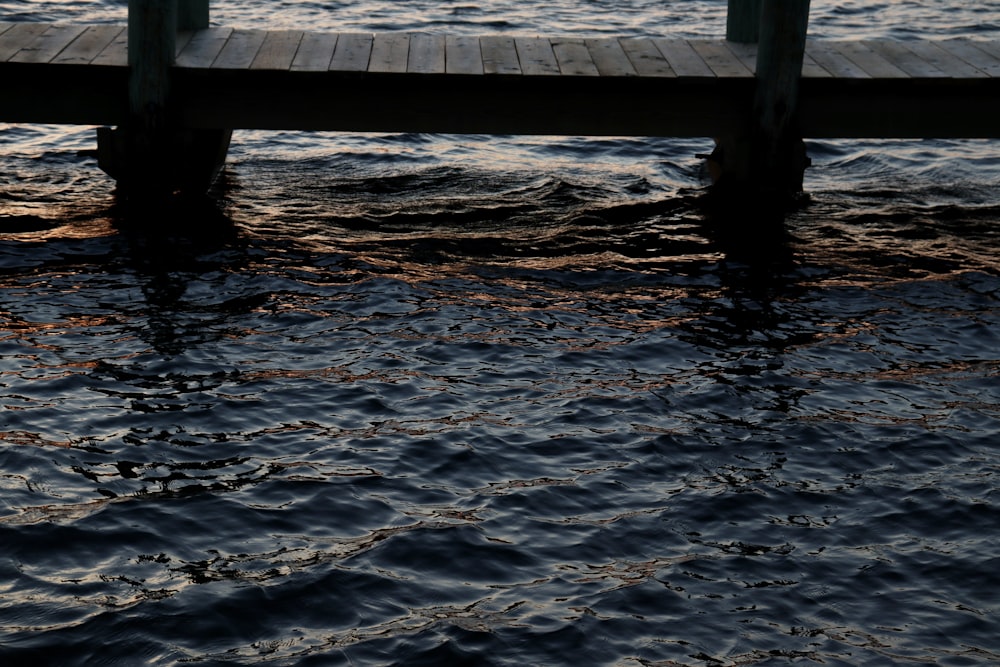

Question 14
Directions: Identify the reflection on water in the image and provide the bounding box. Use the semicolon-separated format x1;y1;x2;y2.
3;0;1000;664
2;159;998;663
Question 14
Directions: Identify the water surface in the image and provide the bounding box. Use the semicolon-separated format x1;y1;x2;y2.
2;2;999;665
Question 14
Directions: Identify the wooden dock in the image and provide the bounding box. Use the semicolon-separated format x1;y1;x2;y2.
3;22;1000;139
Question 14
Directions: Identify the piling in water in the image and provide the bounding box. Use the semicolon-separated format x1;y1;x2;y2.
709;0;812;221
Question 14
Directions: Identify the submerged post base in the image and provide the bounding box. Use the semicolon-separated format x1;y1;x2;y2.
97;125;232;199
703;134;811;222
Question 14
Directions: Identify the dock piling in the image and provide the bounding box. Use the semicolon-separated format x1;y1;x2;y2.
5;3;996;217
711;0;811;213
177;0;209;31
753;0;811;195
127;0;175;148
726;0;762;43
98;0;230;200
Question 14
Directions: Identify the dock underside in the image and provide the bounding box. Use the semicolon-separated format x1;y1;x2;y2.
5;63;1000;139
2;26;1000;139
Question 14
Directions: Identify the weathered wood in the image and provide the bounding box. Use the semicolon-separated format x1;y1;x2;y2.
653;39;715;77
805;39;869;78
971;38;1000;64
408;33;445;74
718;40;832;78
370;33;410;73
445;35;483;75
515;36;559;76
0;22;50;62
128;0;176;119
212;29;267;69
52;25;125;65
8;24;87;64
3;24;1000;144
586;38;637;77
92;26;130;66
175;27;233;68
832;40;908;78
620;37;675;77
750;0;811;195
800;51;832;78
172;69;751;137
105;0;231;199
251;30;303;71
722;39;757;72
866;40;944;78
938;39;1000;77
291;31;337;72
552;38;600;76
904;41;989;78
690;39;752;77
480;35;520;75
727;0;763;43
174;30;196;57
330;33;373;72
112;0;177;196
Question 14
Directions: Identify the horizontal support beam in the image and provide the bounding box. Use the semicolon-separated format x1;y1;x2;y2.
171;71;755;137
2;61;999;138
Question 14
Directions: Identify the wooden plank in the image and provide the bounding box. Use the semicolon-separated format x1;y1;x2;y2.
291;31;337;71
408;33;445;74
50;24;123;65
937;39;1000;78
971;38;1000;64
480;35;520;75
689;39;752;77
866;40;945;78
175;30;196;56
905;40;990;78
369;33;409;73
585;37;637;77
330;32;373;72
726;40;832;78
551;37;599;76
91;25;129;67
514;36;559;75
832;41;909;78
0;22;51;62
8;24;87;64
620;37;675;77
805;39;869;78
652;38;714;77
175;27;233;68
251;30;303;70
445;35;482;75
212;29;267;69
800;52;832;78
723;40;757;71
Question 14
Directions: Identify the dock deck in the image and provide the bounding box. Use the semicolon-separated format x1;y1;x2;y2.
3;22;1000;138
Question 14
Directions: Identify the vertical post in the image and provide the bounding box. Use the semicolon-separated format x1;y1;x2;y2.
753;0;811;195
727;0;763;43
708;0;811;216
177;0;210;31
128;0;176;136
99;0;231;201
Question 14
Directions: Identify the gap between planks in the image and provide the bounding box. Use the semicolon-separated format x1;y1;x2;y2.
4;24;999;81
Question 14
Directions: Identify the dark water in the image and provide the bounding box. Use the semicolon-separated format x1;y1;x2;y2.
3;2;1000;665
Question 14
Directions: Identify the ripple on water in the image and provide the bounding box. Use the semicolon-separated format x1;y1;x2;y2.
3;1;1000;664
